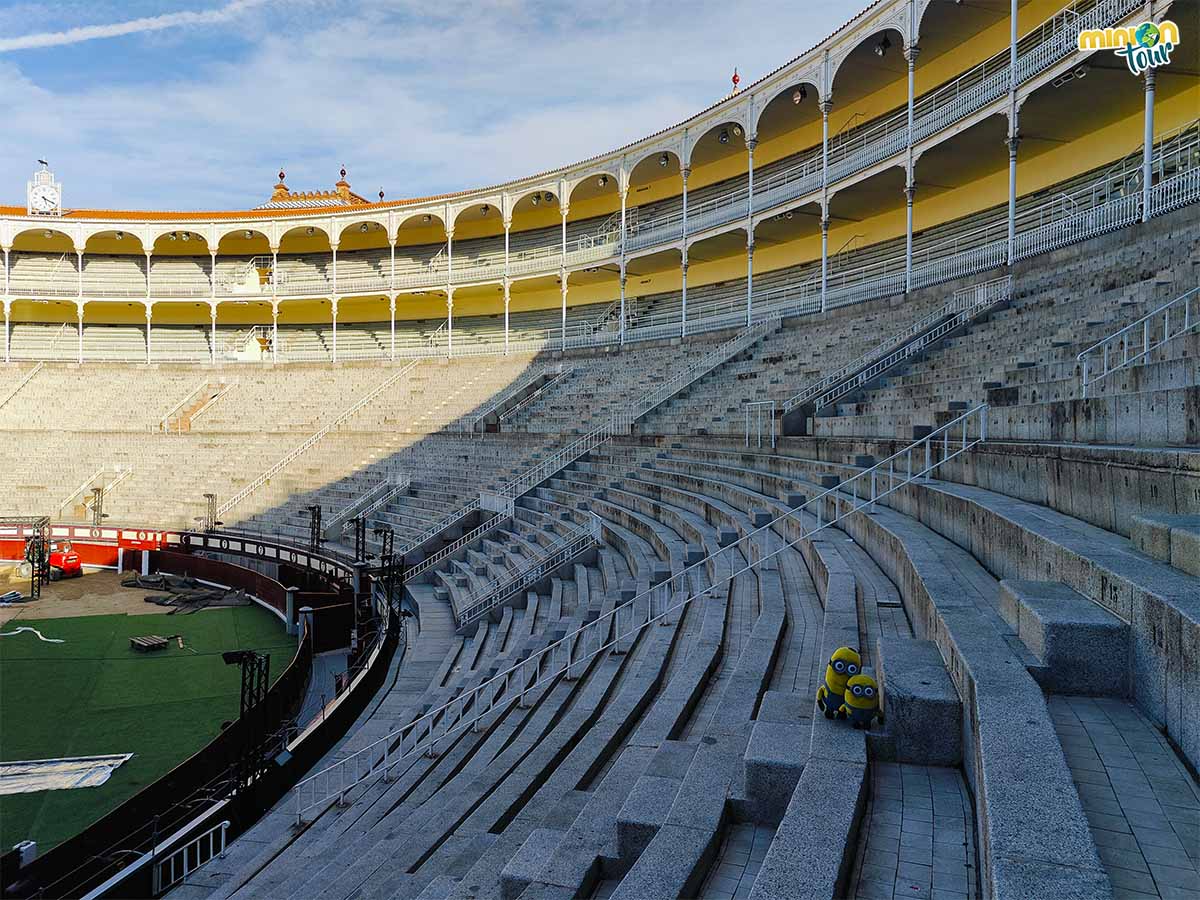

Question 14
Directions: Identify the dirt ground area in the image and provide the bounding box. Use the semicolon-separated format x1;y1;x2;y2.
0;567;173;625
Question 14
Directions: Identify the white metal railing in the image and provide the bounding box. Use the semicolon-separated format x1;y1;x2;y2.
0;361;43;411
783;276;1012;414
469;363;563;430
324;474;412;539
405;513;512;583
158;379;214;433
454;514;602;628
58;467;105;516
217;361;419;517
1078;286;1198;397
150;820;230;896
399;498;482;557
497;367;574;424
292;404;987;823
744;399;777;449
813;276;1012;411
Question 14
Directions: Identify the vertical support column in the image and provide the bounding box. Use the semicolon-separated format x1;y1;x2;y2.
1006;118;1020;267
331;298;338;363
389;295;396;361
144;303;152;365
1142;66;1156;222
76;249;83;301
619;182;628;344
331;244;338;297
681;164;689;337
209;303;218;365
746;136;756;326
560;278;568;351
389;239;396;294
503;279;511;355
681;257;689;337
1007;0;1018;266
2;299;9;365
905;41;919;294
446;289;454;357
145;252;152;301
209;251;217;304
820;215;830;313
271;302;278;364
76;302;84;364
905;183;916;293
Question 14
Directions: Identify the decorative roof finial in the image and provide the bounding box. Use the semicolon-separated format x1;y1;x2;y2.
340;164;347;180
731;68;740;92
278;168;286;182
378;188;385;202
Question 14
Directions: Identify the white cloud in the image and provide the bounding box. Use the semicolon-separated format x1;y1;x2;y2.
0;1;860;210
0;0;274;52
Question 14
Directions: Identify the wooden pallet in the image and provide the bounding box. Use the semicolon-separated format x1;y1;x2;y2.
130;634;181;652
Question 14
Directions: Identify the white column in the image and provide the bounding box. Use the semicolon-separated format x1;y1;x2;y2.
681;257;689;337
76;302;84;364
821;98;831;194
271;302;278;364
446;289;454;356
1142;67;1155;222
209;304;217;365
145;252;152;300
2;247;9;298
446;229;453;292
906;43;918;294
210;252;217;303
746;137;756;326
503;279;511;354
331;298;338;362
2;299;9;364
271;248;278;303
1007;0;1018;266
144;304;152;364
681;166;690;337
560;278;568;351
619;185;627;344
389;295;396;361
820;215;830;313
331;244;338;296
76;250;83;301
1007;119;1020;266
504;216;511;282
389;240;396;293
905;182;916;293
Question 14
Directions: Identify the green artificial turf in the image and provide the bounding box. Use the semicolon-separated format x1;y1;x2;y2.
0;605;294;851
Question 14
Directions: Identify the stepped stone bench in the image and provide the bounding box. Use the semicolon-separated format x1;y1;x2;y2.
1131;513;1200;577
870;637;962;766
999;580;1130;696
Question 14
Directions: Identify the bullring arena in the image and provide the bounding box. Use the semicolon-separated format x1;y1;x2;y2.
0;0;1198;898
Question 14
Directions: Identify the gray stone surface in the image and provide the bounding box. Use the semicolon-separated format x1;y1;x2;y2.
999;580;1129;696
500;828;563;900
616;775;679;862
874;637;962;766
744;720;808;824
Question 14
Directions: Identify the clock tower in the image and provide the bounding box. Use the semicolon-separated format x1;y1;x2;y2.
27;161;62;216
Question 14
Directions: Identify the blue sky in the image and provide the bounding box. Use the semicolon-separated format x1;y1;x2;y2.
0;1;860;211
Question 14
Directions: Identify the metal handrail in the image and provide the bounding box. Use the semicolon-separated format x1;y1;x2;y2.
404;514;511;583
471;364;561;428
497;367;574;424
744;399;777;449
454;515;602;628
291;404;988;824
217;361;419;517
1077;286;1199;397
323;474;411;537
0;361;43;412
782;276;1012;413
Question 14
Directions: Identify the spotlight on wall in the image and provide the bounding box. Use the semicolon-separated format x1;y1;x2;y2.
306;227;315;236
598;175;608;187
659;153;669;167
875;35;891;57
792;85;808;104
532;195;540;206
43;229;52;238
169;232;178;241
244;230;253;239
360;223;369;233
718;129;730;144
115;231;124;240
422;214;432;223
481;204;490;214
545;192;555;204
181;232;190;241
732;125;743;137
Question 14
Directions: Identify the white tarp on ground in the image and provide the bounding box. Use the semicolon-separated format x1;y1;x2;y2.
0;754;133;795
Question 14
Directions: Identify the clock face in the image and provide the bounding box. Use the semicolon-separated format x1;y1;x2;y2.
30;184;59;212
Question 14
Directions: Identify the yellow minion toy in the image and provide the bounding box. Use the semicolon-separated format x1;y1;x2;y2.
840;671;882;730
816;647;861;719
